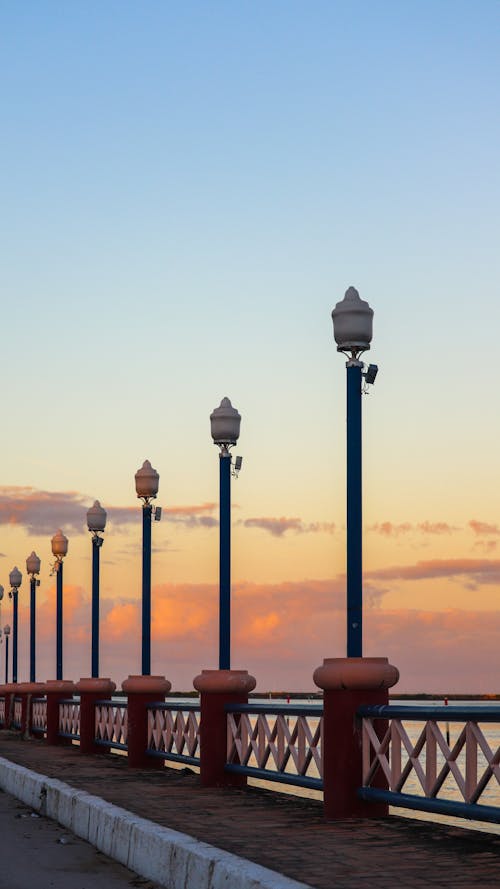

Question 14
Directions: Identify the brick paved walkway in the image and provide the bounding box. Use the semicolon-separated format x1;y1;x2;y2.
0;731;499;889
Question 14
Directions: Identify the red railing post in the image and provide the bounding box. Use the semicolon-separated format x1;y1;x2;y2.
0;687;6;727
17;682;46;737
45;680;76;745
121;675;171;768
76;678;116;754
313;657;399;819
0;685;14;728
193;669;256;788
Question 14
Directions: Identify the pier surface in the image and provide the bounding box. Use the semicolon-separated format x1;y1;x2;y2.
0;730;499;889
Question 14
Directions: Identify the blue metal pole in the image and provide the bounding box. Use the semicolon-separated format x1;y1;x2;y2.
346;362;363;657
5;636;9;683
56;561;63;680
13;593;18;684
91;538;100;678
219;452;231;670
30;576;36;682
142;504;152;675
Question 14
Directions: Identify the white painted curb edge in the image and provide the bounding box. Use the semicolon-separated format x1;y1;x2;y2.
0;757;311;889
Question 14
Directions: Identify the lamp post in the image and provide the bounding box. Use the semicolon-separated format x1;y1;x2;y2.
8;567;22;683
210;397;241;670
26;552;41;683
51;530;68;681
87;501;107;678
331;286;376;657
135;460;160;676
4;625;10;683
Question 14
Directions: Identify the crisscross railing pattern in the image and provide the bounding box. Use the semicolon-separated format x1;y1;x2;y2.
95;700;128;749
226;704;323;790
59;699;80;738
147;703;200;765
31;697;47;734
13;697;22;729
359;704;500;824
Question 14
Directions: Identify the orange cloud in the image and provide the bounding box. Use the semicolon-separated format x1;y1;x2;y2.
8;576;499;694
469;519;500;536
369;521;458;537
367;558;500;586
242;517;335;536
0;485;219;535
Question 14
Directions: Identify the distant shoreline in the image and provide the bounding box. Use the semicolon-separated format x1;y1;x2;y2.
139;690;500;701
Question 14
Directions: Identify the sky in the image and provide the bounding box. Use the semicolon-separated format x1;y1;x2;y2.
0;1;499;693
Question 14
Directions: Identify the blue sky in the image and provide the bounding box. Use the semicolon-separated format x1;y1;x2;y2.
0;2;499;688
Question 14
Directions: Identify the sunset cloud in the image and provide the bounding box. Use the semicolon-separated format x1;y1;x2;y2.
367;557;500;586
0;486;219;535
242;517;335;537
0;487;89;535
11;576;499;694
469;519;500;536
369;521;458;537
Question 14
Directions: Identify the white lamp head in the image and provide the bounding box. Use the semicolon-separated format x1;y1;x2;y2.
135;460;159;500
9;566;22;590
51;529;69;559
26;551;41;576
210;397;241;447
331;286;373;356
87;500;107;533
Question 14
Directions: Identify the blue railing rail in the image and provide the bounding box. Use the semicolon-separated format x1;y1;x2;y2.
358;704;500;722
224;702;323;791
94;698;128;750
358;703;500;824
146;701;201;766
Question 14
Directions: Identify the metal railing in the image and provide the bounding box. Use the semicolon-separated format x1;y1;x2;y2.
146;702;200;765
59;698;81;740
31;697;47;734
359;704;500;824
0;695;5;726
95;699;128;750
12;696;22;730
225;703;323;791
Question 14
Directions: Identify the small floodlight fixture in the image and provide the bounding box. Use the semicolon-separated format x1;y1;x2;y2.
364;364;378;385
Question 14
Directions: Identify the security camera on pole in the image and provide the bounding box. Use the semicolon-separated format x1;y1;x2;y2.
313;286;399;820
193;397;256;788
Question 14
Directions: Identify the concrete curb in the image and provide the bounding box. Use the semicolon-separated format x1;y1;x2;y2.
0;757;311;889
